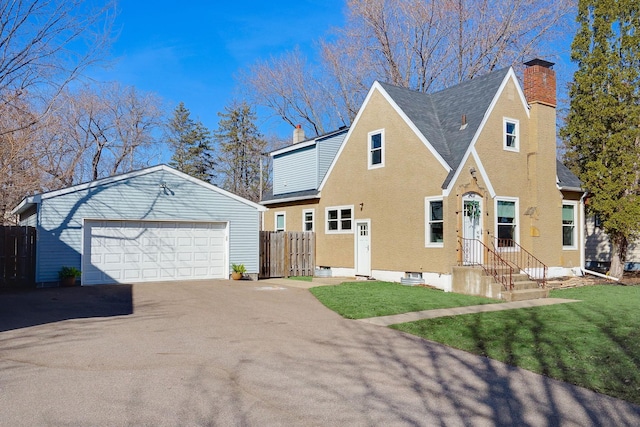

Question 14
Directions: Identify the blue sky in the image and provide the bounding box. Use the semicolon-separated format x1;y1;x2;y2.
92;1;576;163
94;0;346;148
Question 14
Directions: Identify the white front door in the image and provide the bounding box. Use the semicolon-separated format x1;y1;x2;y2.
355;220;371;276
462;194;483;265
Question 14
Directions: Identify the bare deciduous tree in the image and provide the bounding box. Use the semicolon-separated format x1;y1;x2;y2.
243;0;575;135
0;0;115;136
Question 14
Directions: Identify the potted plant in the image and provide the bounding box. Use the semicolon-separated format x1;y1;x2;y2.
59;266;81;287
231;263;246;280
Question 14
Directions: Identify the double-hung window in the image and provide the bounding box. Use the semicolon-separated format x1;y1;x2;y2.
425;197;444;247
368;129;384;169
562;203;577;249
504;118;519;151
275;212;286;231
496;199;518;247
302;209;314;232
326;206;353;233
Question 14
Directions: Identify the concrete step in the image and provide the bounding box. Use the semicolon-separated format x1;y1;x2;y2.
512;280;540;291
502;288;549;302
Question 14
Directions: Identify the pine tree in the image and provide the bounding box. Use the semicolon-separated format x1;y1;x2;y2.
560;0;640;278
167;102;215;182
213;102;268;202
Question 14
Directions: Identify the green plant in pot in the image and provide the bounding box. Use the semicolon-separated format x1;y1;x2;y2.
59;266;81;287
231;263;246;280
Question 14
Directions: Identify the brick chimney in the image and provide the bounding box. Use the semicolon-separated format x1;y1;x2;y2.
293;124;305;144
523;59;556;108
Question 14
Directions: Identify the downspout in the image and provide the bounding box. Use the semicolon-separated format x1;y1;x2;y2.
579;191;619;281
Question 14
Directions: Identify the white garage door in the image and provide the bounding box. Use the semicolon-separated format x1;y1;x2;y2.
82;220;228;285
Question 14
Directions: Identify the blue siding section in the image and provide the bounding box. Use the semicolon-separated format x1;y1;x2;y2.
317;132;346;186
35;169;260;283
273;145;318;195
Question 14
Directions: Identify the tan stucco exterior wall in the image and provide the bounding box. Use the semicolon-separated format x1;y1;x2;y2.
263;76;583;278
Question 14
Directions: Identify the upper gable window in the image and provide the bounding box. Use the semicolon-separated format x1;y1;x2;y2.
503;118;519;152
368;129;385;169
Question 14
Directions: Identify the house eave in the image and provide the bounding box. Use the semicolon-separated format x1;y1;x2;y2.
261;194;320;206
558;185;584;193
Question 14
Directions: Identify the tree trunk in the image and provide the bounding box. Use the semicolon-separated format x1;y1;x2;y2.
609;235;628;279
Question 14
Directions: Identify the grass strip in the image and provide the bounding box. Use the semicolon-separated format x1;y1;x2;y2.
310;281;497;319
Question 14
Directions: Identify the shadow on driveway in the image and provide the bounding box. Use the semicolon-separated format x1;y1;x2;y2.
0;285;133;332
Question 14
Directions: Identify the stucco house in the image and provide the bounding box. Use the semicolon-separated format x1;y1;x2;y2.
262;59;585;298
12;165;265;286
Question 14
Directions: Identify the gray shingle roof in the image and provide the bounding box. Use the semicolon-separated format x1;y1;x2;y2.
378;67;511;187
556;160;583;190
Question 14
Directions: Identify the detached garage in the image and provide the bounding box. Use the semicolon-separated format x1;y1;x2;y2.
12;165;265;286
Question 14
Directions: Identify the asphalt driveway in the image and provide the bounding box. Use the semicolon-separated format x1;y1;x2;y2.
1;280;639;426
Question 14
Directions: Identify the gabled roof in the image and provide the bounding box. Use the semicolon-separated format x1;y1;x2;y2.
556;160;583;191
12;164;266;215
378;67;511;177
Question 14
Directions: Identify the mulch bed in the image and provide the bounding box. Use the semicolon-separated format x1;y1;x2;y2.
547;271;640;289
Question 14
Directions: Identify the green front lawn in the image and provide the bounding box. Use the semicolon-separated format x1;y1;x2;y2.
310;281;497;319
390;285;640;405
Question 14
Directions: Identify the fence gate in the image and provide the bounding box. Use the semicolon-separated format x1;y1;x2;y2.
259;231;315;279
0;226;36;289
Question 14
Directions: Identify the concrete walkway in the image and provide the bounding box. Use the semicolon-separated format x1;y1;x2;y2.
358;298;582;326
260;278;582;326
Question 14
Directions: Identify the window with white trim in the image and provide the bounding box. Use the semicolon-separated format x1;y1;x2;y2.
302;209;314;232
562;202;577;249
504;118;519;151
496;198;518;247
326;206;353;233
275;212;286;231
368;129;385;169
425;197;444;247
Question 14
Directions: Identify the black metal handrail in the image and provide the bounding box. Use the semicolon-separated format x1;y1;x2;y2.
458;237;513;291
492;238;547;288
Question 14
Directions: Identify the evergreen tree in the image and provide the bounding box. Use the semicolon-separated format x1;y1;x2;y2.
167;102;215;182
213;102;268;202
561;0;640;278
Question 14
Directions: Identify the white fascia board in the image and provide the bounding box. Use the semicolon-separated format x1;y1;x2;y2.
319;81;451;191
443;67;527;197
375;82;451;173
11;195;40;215
165;166;267;211
37;164;168;201
442;148;496;198
27;164;266;212
270;139;316;156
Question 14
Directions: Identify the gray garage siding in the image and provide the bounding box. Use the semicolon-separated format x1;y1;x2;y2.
35;168;260;283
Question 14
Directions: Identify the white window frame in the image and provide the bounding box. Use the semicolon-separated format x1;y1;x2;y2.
425;196;444;248
302;209;315;232
275;211;286;231
368;129;385;169
494;197;519;250
503;118;519;152
325;205;354;234
562;201;578;250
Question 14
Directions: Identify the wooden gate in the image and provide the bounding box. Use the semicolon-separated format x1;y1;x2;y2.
0;226;36;288
259;231;315;278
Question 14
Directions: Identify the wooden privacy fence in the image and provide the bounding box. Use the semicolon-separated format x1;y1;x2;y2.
0;226;36;288
259;231;315;278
